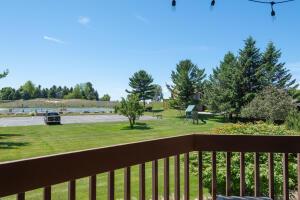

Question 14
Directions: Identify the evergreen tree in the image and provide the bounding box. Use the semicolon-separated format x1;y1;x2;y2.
260;42;296;89
204;52;239;116
126;70;156;107
236;37;262;111
169;60;206;108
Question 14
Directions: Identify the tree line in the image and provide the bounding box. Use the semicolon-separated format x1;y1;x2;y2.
167;37;298;120
122;36;298;123
0;80;111;101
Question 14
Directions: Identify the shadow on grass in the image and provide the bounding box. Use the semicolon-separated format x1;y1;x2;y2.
121;122;153;130
0;134;24;139
0;133;29;149
0;142;29;149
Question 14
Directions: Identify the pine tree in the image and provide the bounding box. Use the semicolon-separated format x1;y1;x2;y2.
260;42;296;89
236;37;262;111
169;60;206;108
204;52;239;116
126;70;155;107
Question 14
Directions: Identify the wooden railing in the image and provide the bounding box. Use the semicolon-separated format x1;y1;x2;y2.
1;134;300;200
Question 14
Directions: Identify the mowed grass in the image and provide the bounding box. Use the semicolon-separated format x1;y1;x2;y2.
0;110;226;200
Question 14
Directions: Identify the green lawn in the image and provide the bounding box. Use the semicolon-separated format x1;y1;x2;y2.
0;110;226;200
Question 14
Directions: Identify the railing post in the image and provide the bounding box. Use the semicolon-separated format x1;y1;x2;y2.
164;158;170;200
17;193;25;200
198;151;203;200
268;153;274;199
139;163;145;200
283;153;289;200
212;152;217;200
240;152;245;197
174;155;180;200
68;180;76;200
152;160;158;200
44;186;51;200
226;152;232;196
108;171;114;200
89;176;96;200
124;167;131;200
184;153;190;200
254;152;260;197
298;154;300;200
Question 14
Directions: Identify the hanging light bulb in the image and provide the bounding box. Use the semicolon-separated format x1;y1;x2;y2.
271;1;276;16
172;0;176;7
248;0;294;17
211;0;216;6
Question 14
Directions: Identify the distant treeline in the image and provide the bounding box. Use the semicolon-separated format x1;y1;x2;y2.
0;81;111;101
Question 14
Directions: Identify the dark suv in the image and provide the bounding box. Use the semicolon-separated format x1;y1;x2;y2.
44;112;61;125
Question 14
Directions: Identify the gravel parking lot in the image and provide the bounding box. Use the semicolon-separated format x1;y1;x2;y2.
0;115;155;127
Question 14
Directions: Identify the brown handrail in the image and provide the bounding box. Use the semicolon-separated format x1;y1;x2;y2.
1;134;300;198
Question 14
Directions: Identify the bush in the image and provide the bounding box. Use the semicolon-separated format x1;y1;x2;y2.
285;110;300;131
241;87;295;122
189;122;298;198
119;94;144;128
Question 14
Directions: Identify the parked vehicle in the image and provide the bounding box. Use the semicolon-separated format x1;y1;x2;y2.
44;112;61;125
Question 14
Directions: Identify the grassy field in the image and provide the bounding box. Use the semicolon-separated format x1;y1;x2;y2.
0;110;226;200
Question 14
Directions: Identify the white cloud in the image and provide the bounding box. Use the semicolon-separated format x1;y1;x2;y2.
78;16;90;25
43;36;65;44
134;14;149;24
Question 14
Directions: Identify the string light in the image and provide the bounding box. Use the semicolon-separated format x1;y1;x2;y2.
170;0;295;17
211;0;216;6
172;0;176;7
248;0;295;17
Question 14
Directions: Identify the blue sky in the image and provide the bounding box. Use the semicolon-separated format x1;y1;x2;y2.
0;0;299;100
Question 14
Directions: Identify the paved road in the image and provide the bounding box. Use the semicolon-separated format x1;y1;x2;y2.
0;115;155;127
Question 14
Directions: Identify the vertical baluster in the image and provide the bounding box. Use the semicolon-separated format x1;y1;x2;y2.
184;153;190;200
108;171;115;200
198;151;203;200
298;154;300;200
164;158;170;200
174;155;180;200
212;152;217;200
226;152;232;196
283;153;289;200
89;175;96;200
268;153;274;200
44;186;51;200
152;160;158;200
240;152;245;197
124;167;131;200
139;163;145;200
17;193;25;200
68;180;76;200
254;152;260;197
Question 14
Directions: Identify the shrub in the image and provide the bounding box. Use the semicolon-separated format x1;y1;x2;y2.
189;122;298;198
285;110;300;131
119;94;144;128
241;86;295;122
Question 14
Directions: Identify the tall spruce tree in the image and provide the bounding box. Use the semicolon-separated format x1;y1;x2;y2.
169;60;206;108
204;52;239;117
236;37;262;111
126;70;155;107
260;42;296;89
